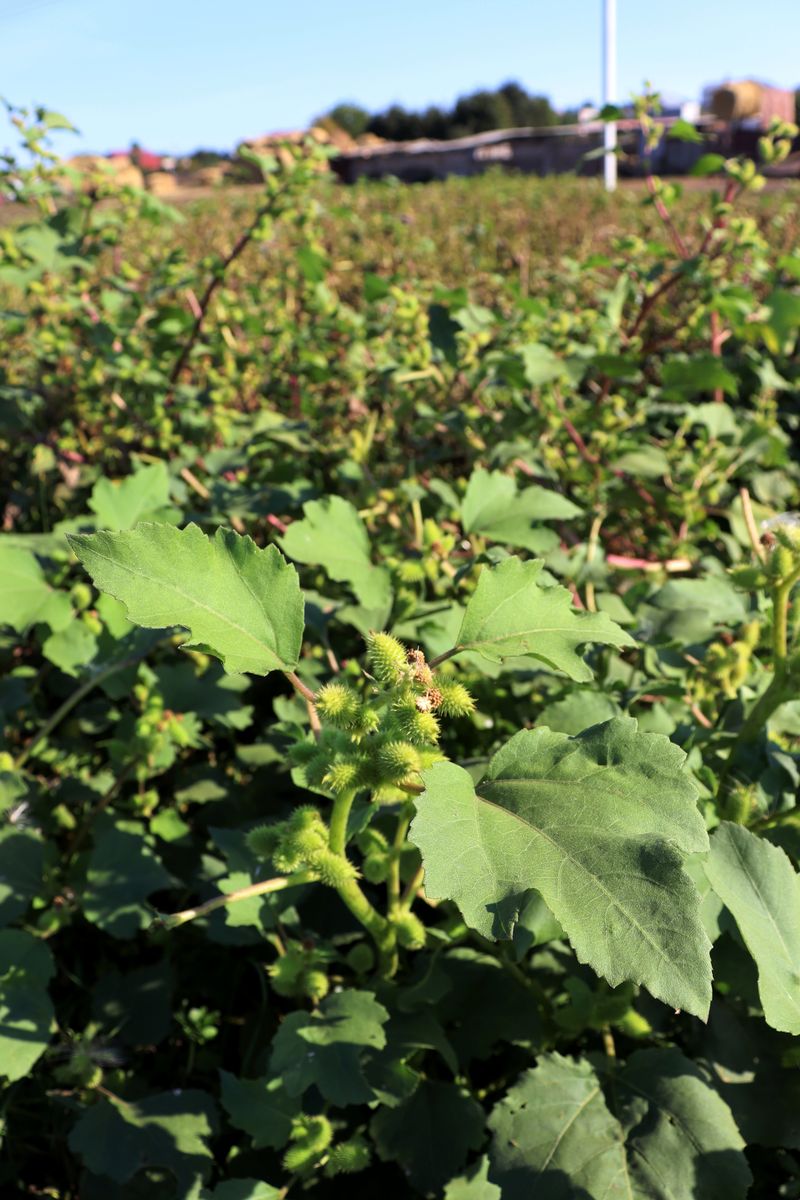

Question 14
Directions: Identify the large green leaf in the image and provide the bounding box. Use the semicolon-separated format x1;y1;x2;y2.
89;460;176;530
0;930;54;1082
82;818;173;938
0;544;72;634
219;1072;299;1149
488;1054;626;1199
705;821;800;1034
519;343;567;385
202;1183;280;1200
67;523;304;676
444;1157;501;1200
281;495;391;613
449;557;634;678
489;1050;751;1199
704;1003;800;1150
92;961;174;1047
0;827;45;927
68;1089;218;1193
611;1048;751;1198
269;989;389;1106
42;617;98;676
411;718;712;1017
650;578;748;644
371;1080;485;1194
462;468;580;553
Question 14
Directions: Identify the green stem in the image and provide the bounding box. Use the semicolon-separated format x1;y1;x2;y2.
717;571;799;801
388;803;414;912
328;788;398;974
772;568;800;664
411;499;424;549
584;509;605;613
336;875;397;976
14;653;145;769
717;671;790;803
399;864;425;912
329;789;356;856
157;871;316;929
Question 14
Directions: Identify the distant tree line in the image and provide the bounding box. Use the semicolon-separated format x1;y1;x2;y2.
320;82;582;142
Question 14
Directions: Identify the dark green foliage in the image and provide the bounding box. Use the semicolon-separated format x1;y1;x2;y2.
341;79;563;141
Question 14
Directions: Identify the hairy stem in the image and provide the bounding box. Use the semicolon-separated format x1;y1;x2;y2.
328;788;398;974
739;486;766;563
157;871;316;930
399;864;425;912
336;875;397;976
388;804;414;912
284;670;321;740
584;509;605;613
328;789;356;856
716;571;800;804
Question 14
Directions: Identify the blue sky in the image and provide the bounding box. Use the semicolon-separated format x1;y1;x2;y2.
1;0;798;154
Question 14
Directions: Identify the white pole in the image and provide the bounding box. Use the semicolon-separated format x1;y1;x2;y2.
603;0;617;191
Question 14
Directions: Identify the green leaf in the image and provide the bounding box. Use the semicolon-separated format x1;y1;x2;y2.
281;495;391;615
0;827;45;927
651;578;747;643
611;446;671;479
42;618;98;676
156;662;253;731
38;108;77;131
690;153;726;177
371;1080;485;1193
489;1050;751;1200
92;962;174;1046
519;343;566;386
0;544;73;634
0;930;54;1082
488;1054;625;1199
411;718;712;1017
67;524;304;676
704;1003;800;1150
219;1072;299;1149
89;461;175;530
444;1157;501;1200
428;303;460;365
704;822;800;1034
434;947;543;1061
667;118;703;143
462;469;580;552
83;818;173;939
68;1090;218;1192
537;690;621;735
450;557;635;679
202;1183;280;1200
296;245;328;282
610;1047;751;1199
662;355;738;398
269;989;389;1105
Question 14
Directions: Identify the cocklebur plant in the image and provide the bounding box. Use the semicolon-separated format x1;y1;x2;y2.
717;511;800;786
53;514;799;1196
69;522;682;985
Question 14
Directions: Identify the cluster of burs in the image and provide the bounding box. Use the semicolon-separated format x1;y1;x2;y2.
243;632;475;980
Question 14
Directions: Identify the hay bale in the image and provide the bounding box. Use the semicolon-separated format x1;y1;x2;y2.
710;81;763;121
146;171;179;195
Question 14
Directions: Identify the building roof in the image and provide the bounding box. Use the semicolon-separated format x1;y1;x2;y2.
333;116;716;162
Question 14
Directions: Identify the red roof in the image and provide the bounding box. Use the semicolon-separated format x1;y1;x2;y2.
107;149;163;170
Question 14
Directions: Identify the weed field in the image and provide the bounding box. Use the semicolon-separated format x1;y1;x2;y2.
2;107;800;1199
